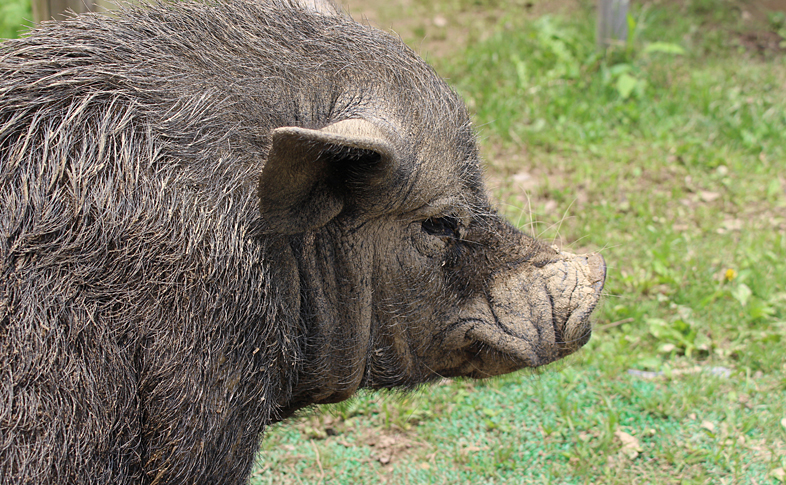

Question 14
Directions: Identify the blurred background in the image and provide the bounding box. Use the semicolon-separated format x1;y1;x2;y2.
3;0;785;483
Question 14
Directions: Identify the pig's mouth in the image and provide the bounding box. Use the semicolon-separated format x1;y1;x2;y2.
443;252;606;377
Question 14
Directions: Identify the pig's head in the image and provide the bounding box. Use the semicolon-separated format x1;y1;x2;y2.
259;114;605;411
252;12;605;411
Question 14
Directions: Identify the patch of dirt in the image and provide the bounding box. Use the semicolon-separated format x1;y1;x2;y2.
737;0;786;22
286;410;433;468
644;0;786;55
644;0;786;22
737;30;786;53
338;0;585;59
361;429;429;466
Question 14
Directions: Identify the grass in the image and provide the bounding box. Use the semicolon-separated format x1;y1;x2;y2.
3;0;785;483
253;1;786;483
0;0;30;39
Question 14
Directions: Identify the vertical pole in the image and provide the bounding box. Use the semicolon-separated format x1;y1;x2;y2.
32;0;98;23
597;0;630;50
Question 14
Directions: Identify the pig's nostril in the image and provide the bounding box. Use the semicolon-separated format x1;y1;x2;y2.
586;253;607;292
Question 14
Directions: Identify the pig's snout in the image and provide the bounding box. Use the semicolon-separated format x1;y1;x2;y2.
548;251;606;352
458;249;606;374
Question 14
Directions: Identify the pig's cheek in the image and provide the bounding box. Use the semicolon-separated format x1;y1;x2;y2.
408;223;448;260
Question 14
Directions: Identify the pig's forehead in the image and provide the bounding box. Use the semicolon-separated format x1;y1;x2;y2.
388;108;489;213
388;137;489;215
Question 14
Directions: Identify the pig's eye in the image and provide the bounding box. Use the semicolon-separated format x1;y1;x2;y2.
421;217;459;238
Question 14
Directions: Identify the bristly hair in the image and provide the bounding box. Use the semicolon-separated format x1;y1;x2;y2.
0;1;481;482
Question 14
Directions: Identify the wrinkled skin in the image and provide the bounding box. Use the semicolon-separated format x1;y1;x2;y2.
0;1;605;483
275;121;606;410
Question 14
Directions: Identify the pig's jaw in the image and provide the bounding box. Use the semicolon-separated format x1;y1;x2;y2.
442;252;606;377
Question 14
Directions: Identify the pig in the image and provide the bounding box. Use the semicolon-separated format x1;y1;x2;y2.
0;1;606;483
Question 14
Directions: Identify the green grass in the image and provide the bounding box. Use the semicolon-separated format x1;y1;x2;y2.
253;1;786;483
3;0;784;482
0;0;30;39
253;366;783;483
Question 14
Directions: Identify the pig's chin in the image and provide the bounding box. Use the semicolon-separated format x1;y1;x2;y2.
441;252;606;378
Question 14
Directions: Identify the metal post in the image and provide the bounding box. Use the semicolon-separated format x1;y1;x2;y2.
597;0;629;50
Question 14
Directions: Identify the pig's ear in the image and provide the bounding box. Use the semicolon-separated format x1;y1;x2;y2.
258;119;396;235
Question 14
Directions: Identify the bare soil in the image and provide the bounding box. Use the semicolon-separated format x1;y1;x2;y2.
338;0;584;58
